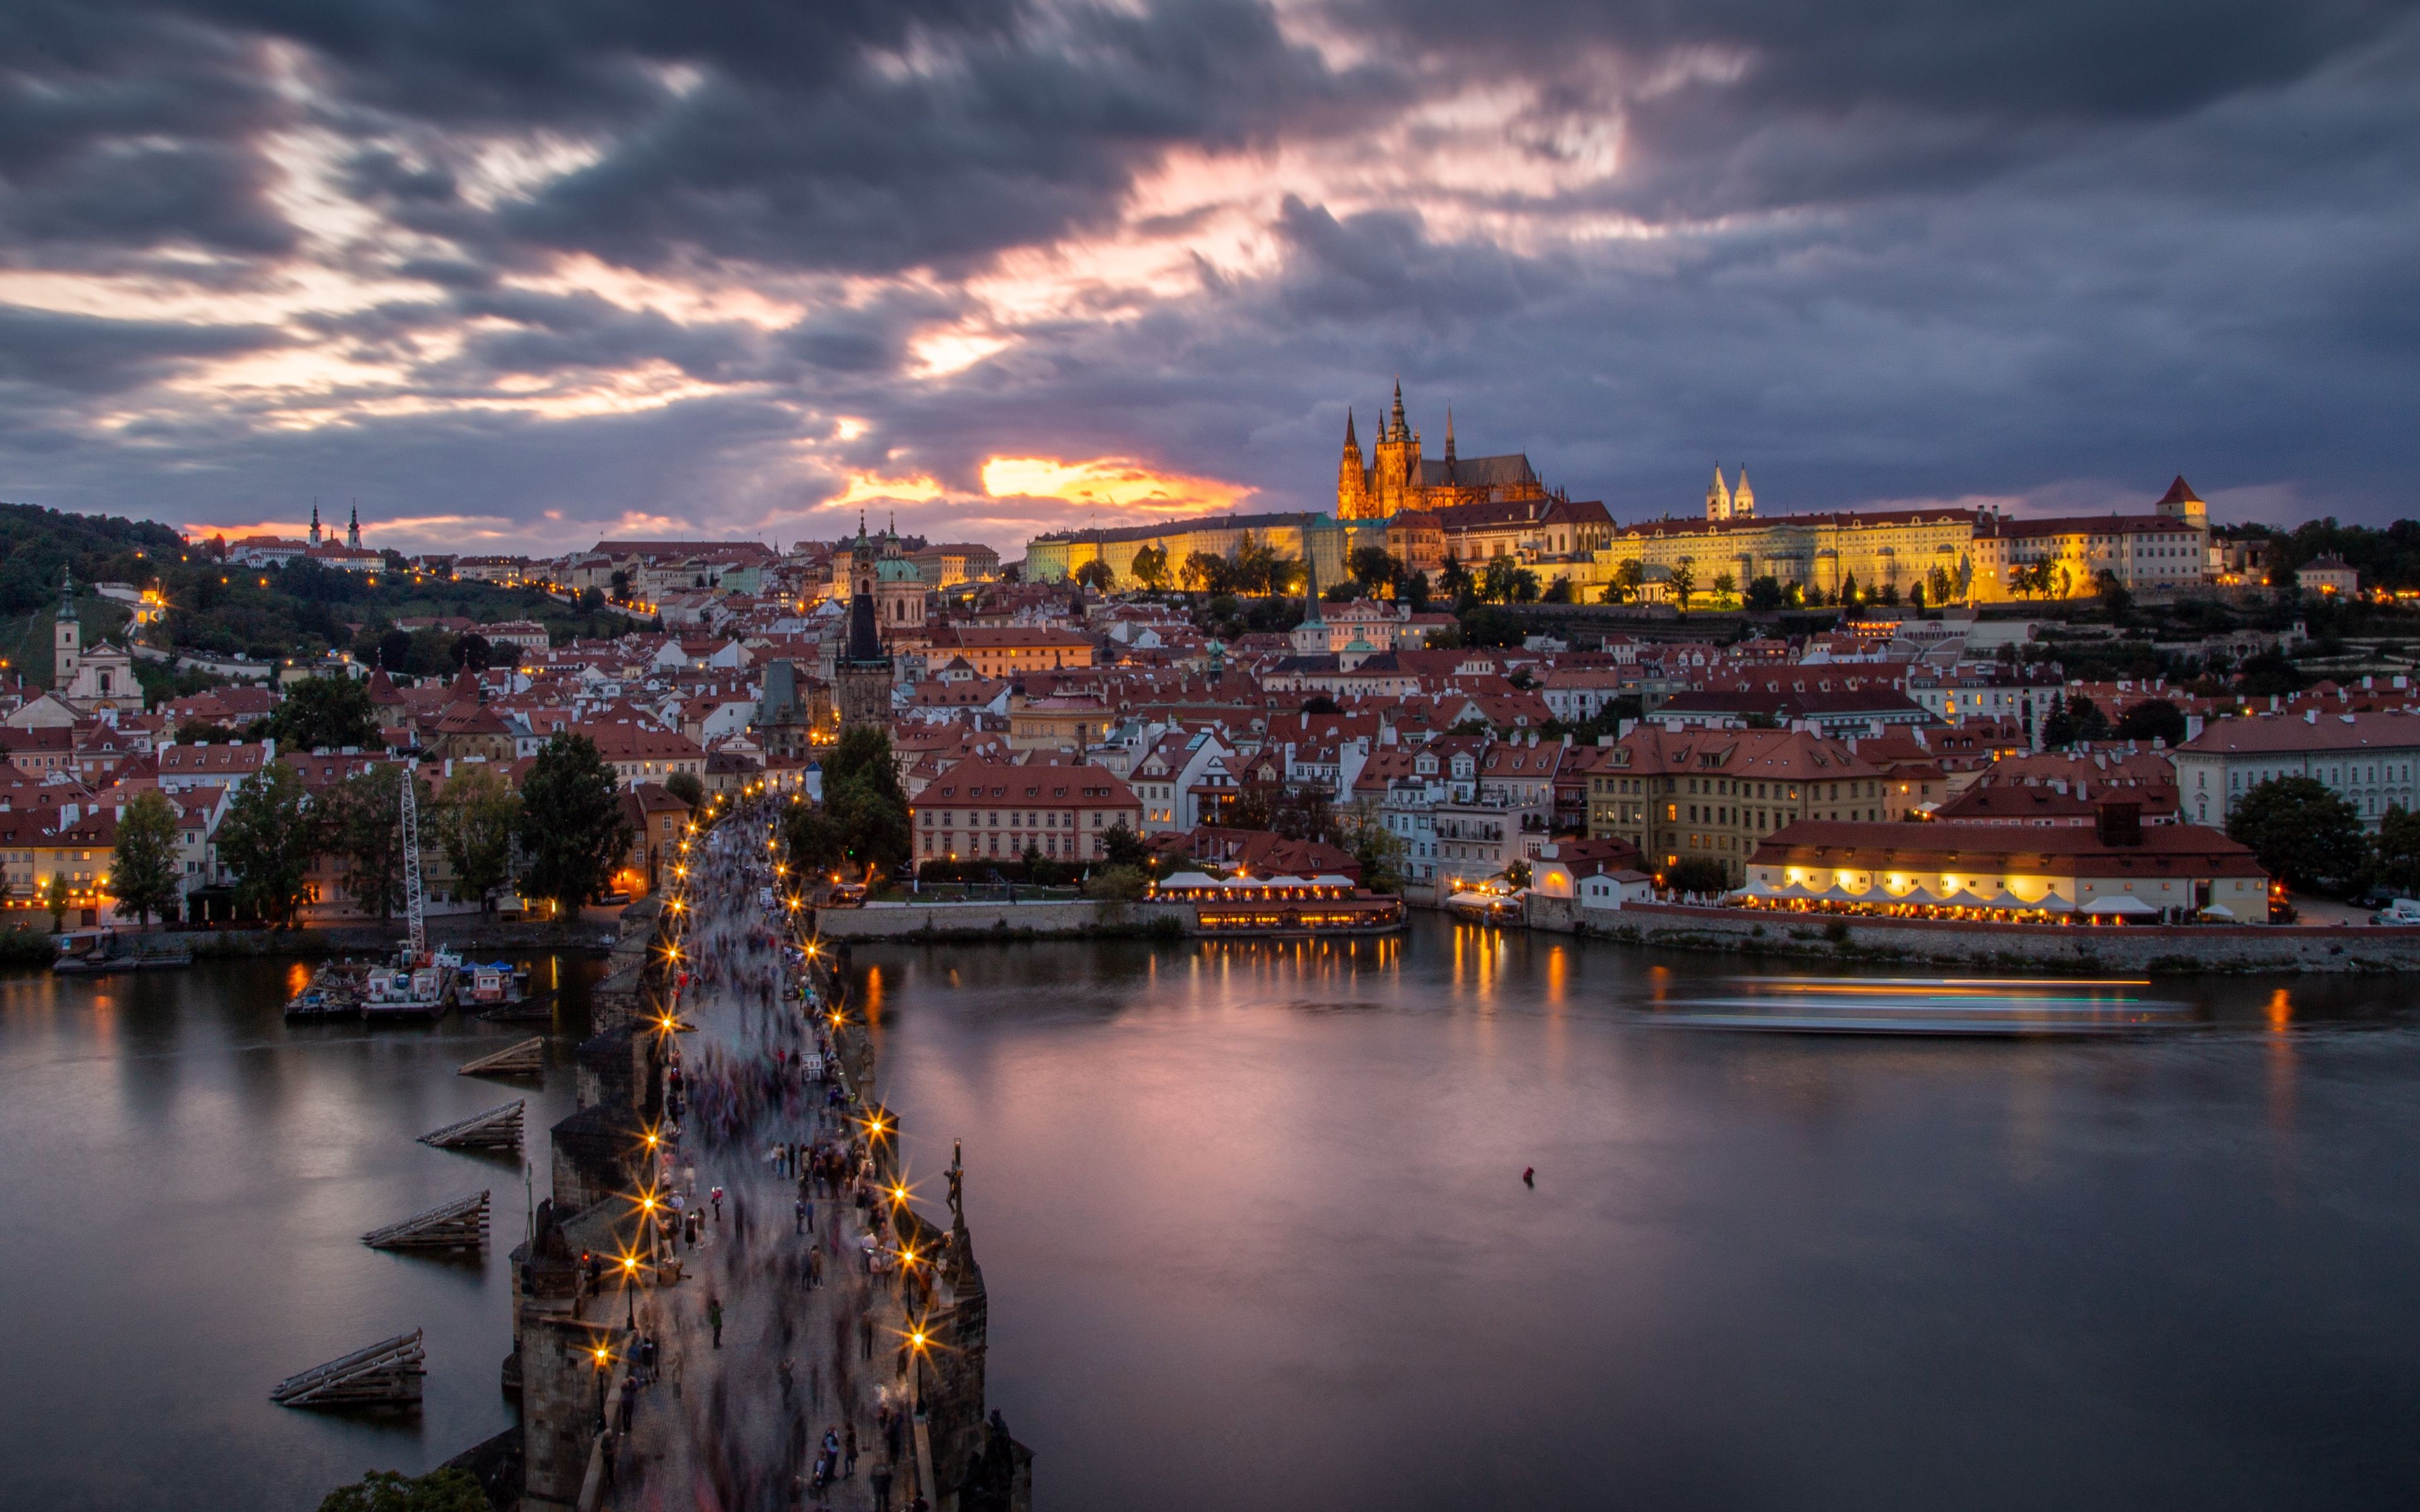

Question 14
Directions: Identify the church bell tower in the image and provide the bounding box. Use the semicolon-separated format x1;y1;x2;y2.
52;568;79;694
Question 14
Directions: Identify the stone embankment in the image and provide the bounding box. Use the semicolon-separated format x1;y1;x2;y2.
815;898;1193;941
1526;895;2420;974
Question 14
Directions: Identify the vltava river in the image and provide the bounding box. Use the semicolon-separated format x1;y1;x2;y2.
5;922;2416;1509
0;954;600;1511
863;919;2418;1512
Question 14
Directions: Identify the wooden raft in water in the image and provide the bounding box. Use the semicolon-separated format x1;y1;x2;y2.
272;1330;427;1409
417;1099;524;1151
458;1038;544;1077
362;1190;490;1251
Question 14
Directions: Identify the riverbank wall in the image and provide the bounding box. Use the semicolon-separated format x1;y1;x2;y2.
1524;896;2420;974
815;898;1194;941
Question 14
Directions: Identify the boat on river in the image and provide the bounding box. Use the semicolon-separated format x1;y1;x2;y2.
54;930;194;975
360;947;461;1022
358;757;459;1022
284;959;368;1019
1654;976;2196;1036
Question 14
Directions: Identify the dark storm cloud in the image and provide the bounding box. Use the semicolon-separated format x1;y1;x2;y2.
502;0;1364;276
0;9;296;260
0;307;288;393
0;0;2417;544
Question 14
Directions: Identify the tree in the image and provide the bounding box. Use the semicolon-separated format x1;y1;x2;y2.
1478;557;1523;604
46;872;71;932
219;762;321;926
432;765;521;912
664;770;705;812
110;791;182;927
1071;558;1114;592
1436;558;1475;607
1744;575;1785;612
1712;571;1737;605
578;586;606;612
1664;856;1730;895
1909;582;1927;610
2373;804;2420;899
1457;604;1526;648
317;1466;492;1512
1668;559;1697;612
1928;564;1956;605
2237;648;2307;697
328;765;423;922
1509;567;1540;604
451;632;492;672
2228;776;2366;894
1403;570;1432;612
2112;697;2188;746
1338;799;1407;894
1081;864;1150;900
272;673;381;753
1347;546;1402;599
800;726;912;879
1100;820;1150;869
518;734;633;915
1541;576;1572;604
1130;544;1170;592
1232;533;1281;595
2040;694;2112;749
1180;551;1228;594
377;628;413;672
2097;570;2134;625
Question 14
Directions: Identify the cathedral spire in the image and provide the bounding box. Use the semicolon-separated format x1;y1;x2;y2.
347;501;361;549
1444;408;1456;462
309;501;322;547
1390;379;1405;440
1343;408;1357;450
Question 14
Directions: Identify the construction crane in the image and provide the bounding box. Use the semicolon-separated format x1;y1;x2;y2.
400;758;425;961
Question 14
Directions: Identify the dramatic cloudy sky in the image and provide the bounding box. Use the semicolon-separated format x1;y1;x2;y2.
4;0;2417;557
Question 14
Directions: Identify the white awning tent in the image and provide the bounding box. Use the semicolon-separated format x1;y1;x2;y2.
2083;895;2158;916
2198;903;2237;920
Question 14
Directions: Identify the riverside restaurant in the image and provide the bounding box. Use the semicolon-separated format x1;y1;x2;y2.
1733;816;2272;925
1150;873;1407;934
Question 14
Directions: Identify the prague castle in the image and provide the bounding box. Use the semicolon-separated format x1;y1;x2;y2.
1023;380;2218;605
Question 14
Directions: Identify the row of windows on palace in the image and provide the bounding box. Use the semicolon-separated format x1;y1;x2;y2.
914;805;1122;859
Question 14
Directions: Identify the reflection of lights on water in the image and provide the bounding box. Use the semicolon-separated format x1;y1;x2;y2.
2266;988;2292;1031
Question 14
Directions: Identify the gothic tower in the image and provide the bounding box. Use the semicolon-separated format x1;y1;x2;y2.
1731;469;1755;520
347;503;362;549
1336;410;1368;518
1706;466;1734;522
309;502;323;547
52;567;79;694
835;513;895;730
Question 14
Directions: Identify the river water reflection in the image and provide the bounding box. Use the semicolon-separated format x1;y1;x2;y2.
0;954;600;1512
865;919;2419;1512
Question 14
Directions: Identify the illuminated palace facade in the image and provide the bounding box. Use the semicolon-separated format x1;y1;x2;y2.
1582;472;2212;605
1022;373;2215;605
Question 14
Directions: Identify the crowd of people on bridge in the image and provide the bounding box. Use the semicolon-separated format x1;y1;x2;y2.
604;800;933;1512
